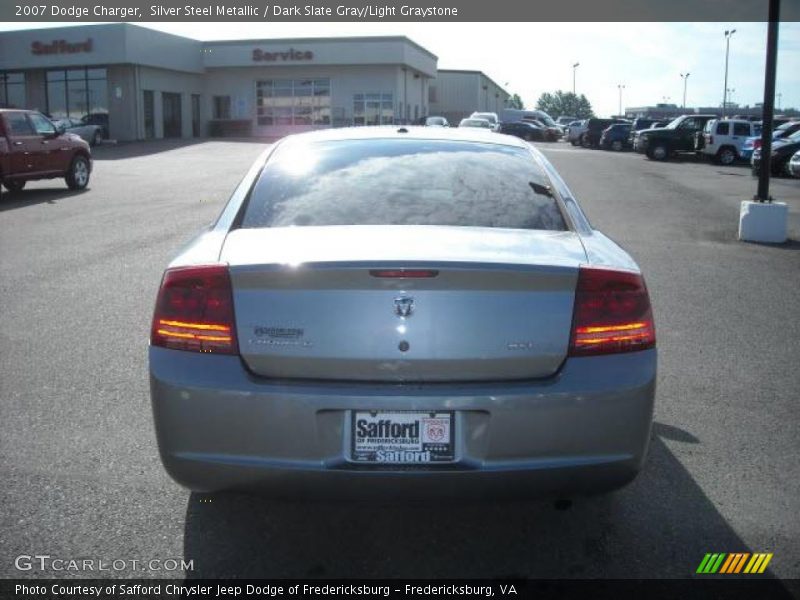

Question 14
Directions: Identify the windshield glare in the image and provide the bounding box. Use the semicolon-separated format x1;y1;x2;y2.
241;139;567;231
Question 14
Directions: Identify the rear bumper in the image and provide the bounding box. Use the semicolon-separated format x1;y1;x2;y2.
149;347;656;498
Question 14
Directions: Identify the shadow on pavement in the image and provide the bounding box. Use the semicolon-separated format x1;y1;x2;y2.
0;187;89;212
92;137;272;161
181;422;785;581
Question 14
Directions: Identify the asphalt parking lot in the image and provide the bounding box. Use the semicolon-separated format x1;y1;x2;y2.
1;138;798;581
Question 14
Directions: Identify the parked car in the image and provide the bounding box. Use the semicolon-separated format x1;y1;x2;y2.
627;118;663;148
635;114;717;160
498;120;545;141
599;123;633;151
773;121;800;140
699;119;761;165
555;116;577;133
469;112;499;128
788;149;800;178
423;116;449;127
752;130;800;176
567;120;588;146
521;118;561;141
581;118;629;148
459;118;494;129
0;109;92;198
54;117;104;146
149;126;657;497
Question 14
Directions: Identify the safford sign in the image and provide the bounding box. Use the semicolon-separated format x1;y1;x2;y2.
31;38;93;55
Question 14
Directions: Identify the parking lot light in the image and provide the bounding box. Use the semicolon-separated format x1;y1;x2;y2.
573;62;580;94
723;29;736;118
680;73;690;109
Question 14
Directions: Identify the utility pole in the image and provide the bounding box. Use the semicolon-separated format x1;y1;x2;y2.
723;29;736;117
680;73;690;109
572;62;580;95
756;0;779;202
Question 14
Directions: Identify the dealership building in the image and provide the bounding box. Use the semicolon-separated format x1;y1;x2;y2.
0;24;509;140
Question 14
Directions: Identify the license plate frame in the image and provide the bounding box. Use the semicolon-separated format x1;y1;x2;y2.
350;410;455;464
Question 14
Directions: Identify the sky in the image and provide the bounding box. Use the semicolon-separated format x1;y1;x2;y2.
1;21;798;116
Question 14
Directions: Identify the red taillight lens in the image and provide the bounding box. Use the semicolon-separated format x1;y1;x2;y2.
151;265;238;355
754;139;762;150
568;266;655;356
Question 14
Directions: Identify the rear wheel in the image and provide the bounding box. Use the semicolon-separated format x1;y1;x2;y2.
716;147;737;165
4;180;26;193
65;155;90;190
648;143;669;161
611;140;624;151
581;134;591;148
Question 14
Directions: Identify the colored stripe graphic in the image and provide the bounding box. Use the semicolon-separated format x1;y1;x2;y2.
697;552;772;574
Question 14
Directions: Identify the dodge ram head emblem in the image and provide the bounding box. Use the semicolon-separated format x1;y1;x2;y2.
394;296;414;318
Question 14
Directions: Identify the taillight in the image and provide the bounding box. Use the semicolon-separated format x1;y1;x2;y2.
753;139;762;150
568;266;655;356
151;265;238;355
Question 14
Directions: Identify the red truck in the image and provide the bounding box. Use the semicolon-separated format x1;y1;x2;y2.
0;108;92;199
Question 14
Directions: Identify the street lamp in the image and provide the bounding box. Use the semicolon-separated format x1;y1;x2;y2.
727;87;736;108
572;62;580;95
680;73;690;109
723;29;736;117
617;84;626;117
777;92;782;110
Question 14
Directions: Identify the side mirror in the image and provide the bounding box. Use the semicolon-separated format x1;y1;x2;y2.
54;123;66;136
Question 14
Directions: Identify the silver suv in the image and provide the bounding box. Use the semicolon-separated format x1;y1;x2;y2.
701;119;761;165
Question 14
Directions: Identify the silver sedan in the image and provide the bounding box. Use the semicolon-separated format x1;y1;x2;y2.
149;127;657;498
55;118;103;146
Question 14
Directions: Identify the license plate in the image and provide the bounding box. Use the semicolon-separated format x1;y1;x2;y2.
351;411;454;464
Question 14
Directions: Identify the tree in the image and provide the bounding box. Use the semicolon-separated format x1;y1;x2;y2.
508;93;525;109
535;90;594;119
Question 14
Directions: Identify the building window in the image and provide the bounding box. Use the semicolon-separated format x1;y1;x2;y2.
255;79;330;126
45;68;108;135
353;93;393;126
0;72;26;108
213;95;231;119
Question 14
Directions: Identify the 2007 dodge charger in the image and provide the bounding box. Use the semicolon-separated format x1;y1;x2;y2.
149;126;656;498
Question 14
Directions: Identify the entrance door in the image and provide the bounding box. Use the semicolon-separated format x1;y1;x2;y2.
191;94;201;137
143;90;155;139
162;92;182;138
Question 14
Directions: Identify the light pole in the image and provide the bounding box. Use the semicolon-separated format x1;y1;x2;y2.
723;29;736;117
572;62;580;95
777;92;782;110
617;84;625;117
727;87;736;108
680;73;690;109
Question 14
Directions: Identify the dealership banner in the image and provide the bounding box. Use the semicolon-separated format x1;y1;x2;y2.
2;579;799;600
2;0;799;22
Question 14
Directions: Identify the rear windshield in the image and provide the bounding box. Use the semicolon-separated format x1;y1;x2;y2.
241;138;567;231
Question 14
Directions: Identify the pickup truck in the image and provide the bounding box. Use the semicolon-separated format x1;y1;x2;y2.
0;108;92;199
634;114;718;160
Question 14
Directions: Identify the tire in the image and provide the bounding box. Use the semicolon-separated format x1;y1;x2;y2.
581;135;591;148
525;132;533;142
570;139;579;146
65;155;90;190
3;180;26;193
90;131;101;147
649;143;669;161
611;140;623;152
716;147;736;165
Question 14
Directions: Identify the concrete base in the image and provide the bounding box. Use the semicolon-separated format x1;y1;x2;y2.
738;201;788;243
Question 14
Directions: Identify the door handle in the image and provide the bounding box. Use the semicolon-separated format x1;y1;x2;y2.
13;141;24;146
42;140;50;145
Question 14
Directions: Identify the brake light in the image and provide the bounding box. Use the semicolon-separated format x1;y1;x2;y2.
753;139;762;150
568;266;655;356
151;265;238;355
370;269;439;278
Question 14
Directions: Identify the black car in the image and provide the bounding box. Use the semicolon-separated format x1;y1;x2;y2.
635;114;717;160
581;118;629;148
599;123;633;151
498;121;545;141
627;118;662;148
752;130;800;176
